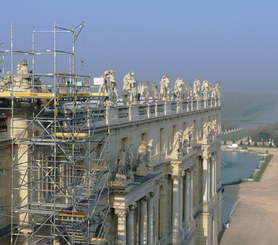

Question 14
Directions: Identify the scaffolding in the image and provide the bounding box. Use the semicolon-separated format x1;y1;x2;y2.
0;23;111;244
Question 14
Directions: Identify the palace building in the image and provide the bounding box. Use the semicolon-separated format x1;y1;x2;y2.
0;23;222;245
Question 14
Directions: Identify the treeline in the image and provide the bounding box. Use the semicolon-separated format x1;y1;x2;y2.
221;92;277;129
250;123;278;146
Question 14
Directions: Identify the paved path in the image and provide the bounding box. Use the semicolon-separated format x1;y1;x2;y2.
220;148;278;245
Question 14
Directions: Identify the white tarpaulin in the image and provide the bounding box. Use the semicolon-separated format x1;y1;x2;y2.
93;77;104;86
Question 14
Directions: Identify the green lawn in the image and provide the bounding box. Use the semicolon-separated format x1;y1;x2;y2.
254;155;272;182
219;129;252;142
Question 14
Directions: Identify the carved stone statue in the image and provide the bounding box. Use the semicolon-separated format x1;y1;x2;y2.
172;131;183;156
173;77;184;101
152;82;159;102
137;81;151;104
202;121;214;140
201;80;209;100
14;59;31;91
160;75;171;101
115;147;133;180
100;69;118;106
215;81;221;105
185;84;193;101
193;79;200;99
137;139;153;168
183;126;193;147
122;72;138;105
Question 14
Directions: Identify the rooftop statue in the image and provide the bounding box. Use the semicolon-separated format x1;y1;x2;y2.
137;81;151;104
160;75;171;101
152;82;159;102
215;81;221;100
185;84;193;101
173;77;185;101
14;59;31;91
193;79;200;99
100;69;118;106
122;72;138;106
201;80;210;100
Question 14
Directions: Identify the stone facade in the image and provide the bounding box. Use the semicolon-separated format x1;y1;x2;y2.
0;60;222;244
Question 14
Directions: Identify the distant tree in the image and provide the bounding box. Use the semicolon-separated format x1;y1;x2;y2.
232;140;235;143
254;141;258;146
223;140;226;145
240;140;243;146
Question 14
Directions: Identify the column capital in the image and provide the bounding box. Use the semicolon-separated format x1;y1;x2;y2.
129;203;137;211
114;208;128;218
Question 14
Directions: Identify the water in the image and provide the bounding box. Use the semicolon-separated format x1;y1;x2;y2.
221;151;262;184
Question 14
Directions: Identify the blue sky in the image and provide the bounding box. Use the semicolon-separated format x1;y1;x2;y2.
1;0;278;93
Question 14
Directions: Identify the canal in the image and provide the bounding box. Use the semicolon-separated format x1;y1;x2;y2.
221;151;262;184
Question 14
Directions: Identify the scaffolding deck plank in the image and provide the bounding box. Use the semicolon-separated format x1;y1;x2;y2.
74;164;108;170
57;211;87;218
0;91;55;98
55;132;89;138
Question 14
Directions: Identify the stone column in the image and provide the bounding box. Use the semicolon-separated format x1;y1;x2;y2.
208;157;211;199
115;209;127;245
172;175;180;244
140;197;148;245
147;193;154;245
202;157;208;202
211;155;215;197
179;172;184;230
127;204;136;245
154;181;159;244
190;168;194;220
185;170;190;223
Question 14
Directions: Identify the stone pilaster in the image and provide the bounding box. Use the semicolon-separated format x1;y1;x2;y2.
140;197;148;245
147;193;154;245
114;209;127;245
172;175;180;244
127;204;136;245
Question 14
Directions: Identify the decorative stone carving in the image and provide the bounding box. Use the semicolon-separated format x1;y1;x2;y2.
160;75;171;101
173;77;184;101
193;79;200;99
136;139;153;176
185;84;193;101
172;130;183;157
122;72;138;106
115;146;134;181
202;120;217;142
138;81;151;104
100;69;118;106
14;59;31;91
201;80;209;100
152;82;159;102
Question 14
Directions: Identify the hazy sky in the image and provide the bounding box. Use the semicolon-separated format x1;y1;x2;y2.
1;0;278;93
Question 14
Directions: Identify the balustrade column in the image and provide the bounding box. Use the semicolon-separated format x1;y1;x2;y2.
114;209;127;245
140;197;148;245
127;204;136;245
147;193;154;245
